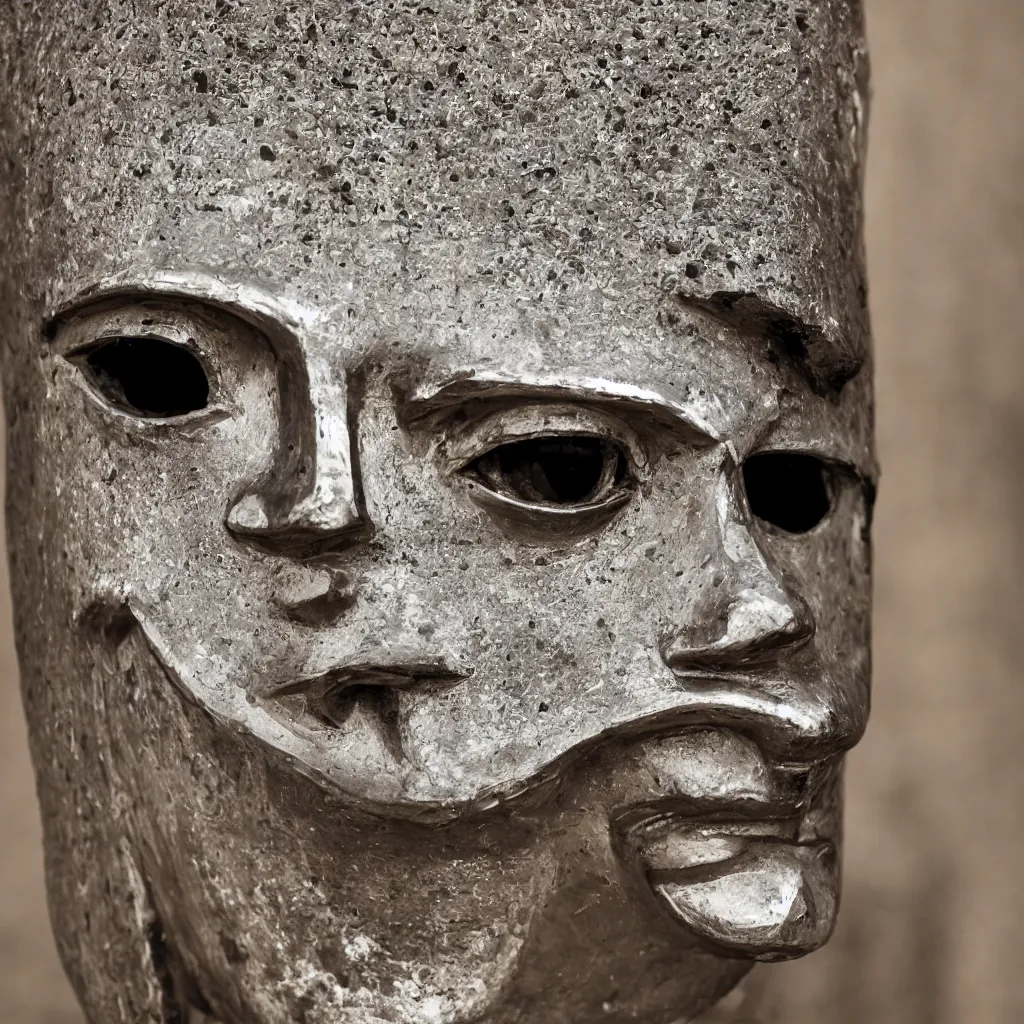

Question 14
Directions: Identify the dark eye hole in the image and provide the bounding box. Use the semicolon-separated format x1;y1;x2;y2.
77;337;210;417
473;435;625;506
742;452;833;534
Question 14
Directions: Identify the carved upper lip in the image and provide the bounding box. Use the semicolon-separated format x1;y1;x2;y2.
611;775;839;876
610;754;833;834
263;657;471;700
614;797;809;834
658;669;865;764
265;661;848;772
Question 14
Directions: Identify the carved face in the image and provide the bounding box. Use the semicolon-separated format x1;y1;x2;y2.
0;2;873;1022
17;269;871;1022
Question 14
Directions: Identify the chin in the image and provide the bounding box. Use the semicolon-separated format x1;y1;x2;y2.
60;626;755;1024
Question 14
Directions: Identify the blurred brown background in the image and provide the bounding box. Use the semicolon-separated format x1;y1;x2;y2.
2;0;1023;1020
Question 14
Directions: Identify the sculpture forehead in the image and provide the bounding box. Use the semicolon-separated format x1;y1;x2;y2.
2;0;869;386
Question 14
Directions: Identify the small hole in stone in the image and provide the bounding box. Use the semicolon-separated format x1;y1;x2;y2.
743;452;832;534
81;338;210;417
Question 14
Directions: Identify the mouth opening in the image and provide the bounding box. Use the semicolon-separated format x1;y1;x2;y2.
259;661;471;762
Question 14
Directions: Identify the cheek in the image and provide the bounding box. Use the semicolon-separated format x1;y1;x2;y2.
46;359;279;611
357;396;722;665
761;483;872;660
106;631;552;1023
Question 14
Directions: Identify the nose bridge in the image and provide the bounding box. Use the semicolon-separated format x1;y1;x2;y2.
286;358;362;531
719;471;801;626
663;470;813;668
226;346;365;548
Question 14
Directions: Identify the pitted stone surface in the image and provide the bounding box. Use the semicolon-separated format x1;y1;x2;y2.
0;4;873;1024
5;2;868;384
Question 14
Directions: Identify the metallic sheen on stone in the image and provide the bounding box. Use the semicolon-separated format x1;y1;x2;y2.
0;2;874;1022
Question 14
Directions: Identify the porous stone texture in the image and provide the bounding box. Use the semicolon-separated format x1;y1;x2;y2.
3;1;868;383
0;4;873;1024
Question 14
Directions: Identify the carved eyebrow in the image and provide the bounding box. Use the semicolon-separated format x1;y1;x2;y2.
405;371;722;444
43;269;315;350
672;289;865;393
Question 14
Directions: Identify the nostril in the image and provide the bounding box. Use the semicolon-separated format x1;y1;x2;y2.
227;494;270;534
663;589;813;670
273;563;357;624
226;492;371;557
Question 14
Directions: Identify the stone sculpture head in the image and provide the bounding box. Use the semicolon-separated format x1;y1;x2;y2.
0;3;874;1022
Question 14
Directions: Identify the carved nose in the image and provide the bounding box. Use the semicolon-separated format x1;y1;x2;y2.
662;469;814;671
227;489;368;554
226;359;372;555
662;585;814;670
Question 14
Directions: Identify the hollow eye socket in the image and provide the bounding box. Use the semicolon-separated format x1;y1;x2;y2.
76;337;210;417
742;452;833;534
471;435;626;507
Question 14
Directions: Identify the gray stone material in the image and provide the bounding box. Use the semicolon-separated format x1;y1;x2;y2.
0;3;874;1022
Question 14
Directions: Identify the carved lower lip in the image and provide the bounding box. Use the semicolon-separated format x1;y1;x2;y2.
616;805;838;960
